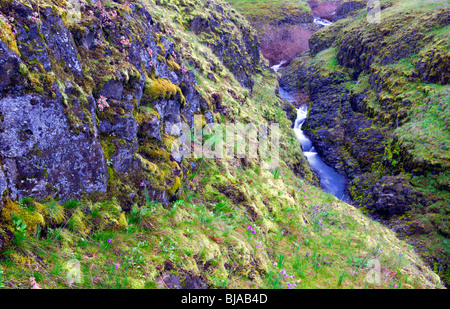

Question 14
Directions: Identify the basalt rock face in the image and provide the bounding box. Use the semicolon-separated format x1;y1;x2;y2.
308;19;349;57
0;0;261;207
334;1;366;21
187;4;261;90
0;40;21;91
349;173;425;218
335;8;449;77
0;91;108;201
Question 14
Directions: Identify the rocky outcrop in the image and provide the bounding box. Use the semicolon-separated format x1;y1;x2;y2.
0;40;21;91
308;19;348;56
334;0;366;21
349;173;425;218
188;9;261;90
41;12;83;77
0;0;260;207
335;8;449;77
0;91;108;201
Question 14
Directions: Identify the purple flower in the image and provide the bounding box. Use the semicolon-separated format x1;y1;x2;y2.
140;181;145;187
107;239;112;243
317;263;320;266
379;249;383;253
255;245;259;248
247;224;252;229
281;270;286;275
394;284;398;288
115;264;120;270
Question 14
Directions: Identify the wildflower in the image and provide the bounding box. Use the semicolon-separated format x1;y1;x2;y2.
379;249;383;253
115;264;120;270
287;283;297;289
394;284;398;288
107;239;112;243
317;263;320;266
28;12;42;28
120;36;131;47
289;275;295;279
255;245;258;248
97;95;109;111
140;181;145;187
247;224;252;229
281;270;286;276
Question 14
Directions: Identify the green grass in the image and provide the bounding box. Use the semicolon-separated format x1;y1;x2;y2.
227;0;311;24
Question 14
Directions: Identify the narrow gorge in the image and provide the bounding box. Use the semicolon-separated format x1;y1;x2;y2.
0;0;447;290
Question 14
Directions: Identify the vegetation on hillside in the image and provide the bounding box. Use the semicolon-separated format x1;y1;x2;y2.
0;0;445;289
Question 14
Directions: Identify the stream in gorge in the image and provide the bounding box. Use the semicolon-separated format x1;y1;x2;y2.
273;16;351;203
278;87;351;202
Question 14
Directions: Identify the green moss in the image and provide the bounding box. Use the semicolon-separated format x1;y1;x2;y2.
142;75;185;103
1;199;44;236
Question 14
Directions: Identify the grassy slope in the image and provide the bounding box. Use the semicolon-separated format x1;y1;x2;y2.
226;0;312;24
0;0;443;289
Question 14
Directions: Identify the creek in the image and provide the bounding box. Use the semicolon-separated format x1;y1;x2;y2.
278;87;351;202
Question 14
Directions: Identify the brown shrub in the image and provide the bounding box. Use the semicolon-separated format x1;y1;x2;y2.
308;0;340;20
259;25;314;66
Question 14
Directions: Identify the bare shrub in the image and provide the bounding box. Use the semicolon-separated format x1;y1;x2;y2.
259;24;314;66
308;0;340;20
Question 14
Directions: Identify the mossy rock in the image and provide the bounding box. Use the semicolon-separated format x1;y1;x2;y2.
1;199;45;236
